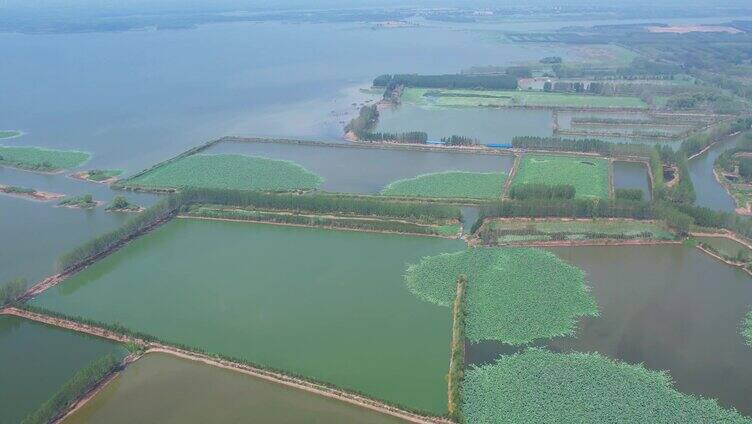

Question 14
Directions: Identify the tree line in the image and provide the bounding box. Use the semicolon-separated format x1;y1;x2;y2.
441;135;479;146
373;74;518;90
22;354;122;424
0;277;26;306
360;131;428;144
509;183;575;200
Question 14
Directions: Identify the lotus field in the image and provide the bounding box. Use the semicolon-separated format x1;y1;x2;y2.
0;146;90;172
462;348;752;424
511;154;610;199
125;154;322;191
404;248;598;345
380;171;505;200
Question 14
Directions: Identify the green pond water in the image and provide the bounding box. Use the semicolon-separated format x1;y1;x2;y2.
696;236;752;259
468;245;752;416
63;352;406;424
0;316;126;424
206;140;513;194
376;103;553;145
32;219;465;414
612;161;651;201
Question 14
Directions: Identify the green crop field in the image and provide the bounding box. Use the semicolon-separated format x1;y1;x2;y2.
0;130;21;139
462;348;752;424
404;248;598;345
125;154;322;191
511;155;609;199
402;88;648;109
0;146;90;172
380;171;505;200
483;219;675;243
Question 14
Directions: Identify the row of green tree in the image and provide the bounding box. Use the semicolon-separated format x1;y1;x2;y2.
716;133;752;181
0;277;26;306
511;136;655;157
57;196;182;270
509;183;575;200
441;135;479;146
360;131;428;144
344;105;379;138
680;117;752;157
57;189;462;271
22;354;122;424
373;74;518;90
187;207;453;236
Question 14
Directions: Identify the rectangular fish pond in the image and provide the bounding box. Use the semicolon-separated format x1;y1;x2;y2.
62;352;407;424
30;219;466;415
467;245;752;416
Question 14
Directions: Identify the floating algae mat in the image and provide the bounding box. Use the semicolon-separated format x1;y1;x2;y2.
405;248;598;345
32;219;465;414
0;316;126;424
63;352;406;424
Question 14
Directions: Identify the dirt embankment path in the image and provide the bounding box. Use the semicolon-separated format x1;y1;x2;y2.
1;307;451;424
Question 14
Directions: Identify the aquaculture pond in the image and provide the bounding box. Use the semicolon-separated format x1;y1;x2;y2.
31;219;466;414
0;315;126;424
205;140;513;195
376;103;553;145
468;245;752;416
612;161;651;201
63;353;406;424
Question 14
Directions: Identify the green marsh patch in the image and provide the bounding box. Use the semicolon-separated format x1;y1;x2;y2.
0;130;22;139
125;154;322;191
462;348;752;424
380;171;505;200
404;248;598;345
403;87;648;110
512;154;609;199
0;146;89;172
31;219;464;414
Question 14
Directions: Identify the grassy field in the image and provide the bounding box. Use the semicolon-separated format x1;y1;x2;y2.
380;171;505;200
462;348;752;424
402;88;648;109
0;146;89;172
125;154;322;191
511;154;609;199
0;130;21;139
404;248;598;345
482;219;675;243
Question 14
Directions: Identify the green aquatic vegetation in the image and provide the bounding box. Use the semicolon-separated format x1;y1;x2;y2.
86;169;122;181
462;348;752;424
59;194;97;209
0;130;21;139
512;154;609;199
0;146;89;172
381;171;505;200
125;154;322;191
404;248;598;345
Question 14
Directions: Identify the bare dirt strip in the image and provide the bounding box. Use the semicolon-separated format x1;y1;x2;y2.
1;307;451;424
501;154;522;199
